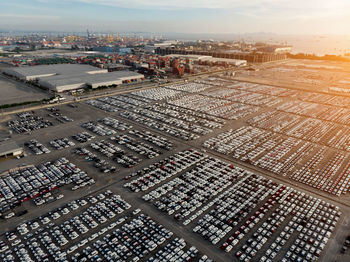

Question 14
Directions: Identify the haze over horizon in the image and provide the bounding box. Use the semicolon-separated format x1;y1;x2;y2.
1;0;350;35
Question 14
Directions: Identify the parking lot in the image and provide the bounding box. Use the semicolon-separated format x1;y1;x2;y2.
0;75;49;105
1;77;350;261
235;59;350;95
0;189;212;262
137;151;343;261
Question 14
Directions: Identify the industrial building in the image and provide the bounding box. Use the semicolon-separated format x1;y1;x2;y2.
3;64;144;92
166;54;247;67
86;71;144;88
258;45;292;53
199;57;247;66
0;141;23;158
144;41;177;53
157;48;288;63
166;54;212;62
3;64;107;81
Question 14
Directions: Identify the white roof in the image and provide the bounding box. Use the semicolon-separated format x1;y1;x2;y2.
5;64;144;91
39;70;144;89
0;141;22;156
6;64;105;78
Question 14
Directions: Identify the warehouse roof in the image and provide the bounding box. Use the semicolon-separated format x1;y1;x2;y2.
39;71;143;87
166;54;212;60
105;64;131;69
0;141;23;157
199;57;247;65
38;75;86;87
108;71;144;79
86;72;129;84
5;64;106;78
4;64;144;92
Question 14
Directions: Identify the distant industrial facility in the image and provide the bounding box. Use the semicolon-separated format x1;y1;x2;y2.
165;54;247;67
156;48;288;63
3;64;144;92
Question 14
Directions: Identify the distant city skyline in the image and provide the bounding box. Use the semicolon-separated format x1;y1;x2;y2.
1;0;350;35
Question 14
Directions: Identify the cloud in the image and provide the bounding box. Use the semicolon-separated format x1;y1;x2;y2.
75;0;241;9
31;0;350;19
0;14;59;20
32;0;340;24
73;0;350;12
2;0;349;34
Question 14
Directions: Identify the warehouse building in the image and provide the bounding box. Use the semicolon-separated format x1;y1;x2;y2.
3;64;107;81
0;141;23;159
38;75;87;92
199;57;247;66
110;71;144;83
166;54;212;62
3;64;144;92
165;54;247;66
86;71;144;88
86;74;123;89
39;71;143;92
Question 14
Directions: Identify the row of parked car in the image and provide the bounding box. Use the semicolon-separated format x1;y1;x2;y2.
142;103;220;135
165;82;212;94
85;100;118;113
111;134;161;159
277;98;350;126
7;113;53;134
25;140;51;155
0;184;212;262
195;84;277;107
203;126;270;155
95;96;139;112
81;122;116;136
143;157;243;225
236;80;297;98
120;111;198;141
291;149;350;196
0;158;94;218
32;192;64;207
124;149;206;192
248;109;350;153
90;139;141;168
137;152;341;262
341;235;350;254
73;147;117;173
110;93;151;107
46;108;73;123
71;132;95;143
98;117;133;132
147;238;209;262
161;103;226;126
131;87;183;101
293;88;350;107
70;213;174;262
232;187;340;262
129;129;173;150
168;93;258;120
49;137;75;150
167;102;225;128
0;190;132;262
85;89;224;142
204;124;350;196
131;106;211;136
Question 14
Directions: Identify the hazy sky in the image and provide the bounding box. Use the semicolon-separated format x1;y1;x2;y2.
1;0;350;34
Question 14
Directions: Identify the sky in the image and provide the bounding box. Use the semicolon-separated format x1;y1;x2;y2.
1;0;350;35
